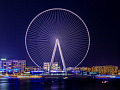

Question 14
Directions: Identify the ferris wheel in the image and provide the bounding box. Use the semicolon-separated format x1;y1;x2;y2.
25;8;90;68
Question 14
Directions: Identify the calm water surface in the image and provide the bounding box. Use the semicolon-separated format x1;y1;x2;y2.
0;78;120;90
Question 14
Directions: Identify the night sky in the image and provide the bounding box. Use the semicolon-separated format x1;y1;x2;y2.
0;0;119;67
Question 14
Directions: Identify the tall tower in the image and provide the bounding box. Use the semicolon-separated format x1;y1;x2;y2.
48;39;67;74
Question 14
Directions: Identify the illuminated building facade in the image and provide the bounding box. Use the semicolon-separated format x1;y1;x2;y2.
25;66;41;72
43;62;50;71
91;65;118;75
51;62;58;71
78;67;91;72
2;60;12;69
19;60;26;73
118;69;120;75
66;67;91;72
32;66;40;71
25;66;33;72
43;62;58;71
57;66;61;71
0;59;26;74
66;67;75;71
12;60;26;74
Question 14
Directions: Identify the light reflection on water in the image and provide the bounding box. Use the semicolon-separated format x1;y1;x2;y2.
0;78;66;90
50;79;65;90
0;78;9;90
0;82;9;90
0;78;120;90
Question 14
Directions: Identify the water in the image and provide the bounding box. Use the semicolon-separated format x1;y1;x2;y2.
0;78;120;90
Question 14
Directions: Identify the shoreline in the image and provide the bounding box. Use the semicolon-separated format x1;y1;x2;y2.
0;75;120;79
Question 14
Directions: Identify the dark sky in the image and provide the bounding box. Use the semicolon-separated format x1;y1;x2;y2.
0;0;119;67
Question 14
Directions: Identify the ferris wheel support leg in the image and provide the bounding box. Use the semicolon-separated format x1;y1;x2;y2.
57;39;67;75
48;39;58;74
48;39;67;75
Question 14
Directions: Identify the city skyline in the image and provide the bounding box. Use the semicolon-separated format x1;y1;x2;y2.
1;58;120;77
0;0;119;67
0;1;120;90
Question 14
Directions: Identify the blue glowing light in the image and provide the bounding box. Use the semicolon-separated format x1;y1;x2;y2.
0;69;6;72
3;76;10;78
30;71;44;74
13;69;19;71
95;75;118;79
115;76;120;78
30;71;44;73
50;71;65;73
8;70;12;72
71;71;74;73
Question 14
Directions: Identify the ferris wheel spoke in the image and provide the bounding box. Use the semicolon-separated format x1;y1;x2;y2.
25;8;90;67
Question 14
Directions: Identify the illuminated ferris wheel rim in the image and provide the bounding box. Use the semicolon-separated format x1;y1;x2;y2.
25;8;90;67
